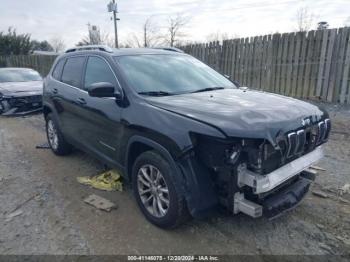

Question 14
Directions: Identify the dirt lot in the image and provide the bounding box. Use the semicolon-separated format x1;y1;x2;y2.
0;102;349;256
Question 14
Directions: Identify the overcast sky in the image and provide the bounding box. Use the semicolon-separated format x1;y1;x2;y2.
0;0;349;47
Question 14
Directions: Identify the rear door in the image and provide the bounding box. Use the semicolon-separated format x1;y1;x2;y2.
74;55;124;164
56;56;86;140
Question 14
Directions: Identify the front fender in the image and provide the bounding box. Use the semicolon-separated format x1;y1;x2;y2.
126;135;219;218
126;135;186;195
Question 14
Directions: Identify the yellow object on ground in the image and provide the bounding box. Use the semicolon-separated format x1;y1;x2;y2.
77;170;123;192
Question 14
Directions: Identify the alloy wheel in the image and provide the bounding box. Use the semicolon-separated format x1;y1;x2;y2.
137;164;170;218
47;119;58;150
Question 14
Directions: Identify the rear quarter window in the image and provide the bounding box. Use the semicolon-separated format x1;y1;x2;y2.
61;56;86;88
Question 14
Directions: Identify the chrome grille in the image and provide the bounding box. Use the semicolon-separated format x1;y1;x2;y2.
287;132;297;158
324;119;331;141
317;121;326;143
286;118;330;158
295;129;306;154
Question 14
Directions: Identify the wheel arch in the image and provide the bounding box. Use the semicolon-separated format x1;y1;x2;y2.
43;103;54;119
125;136;185;191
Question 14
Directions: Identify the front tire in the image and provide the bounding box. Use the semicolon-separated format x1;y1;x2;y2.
132;150;190;228
45;113;72;156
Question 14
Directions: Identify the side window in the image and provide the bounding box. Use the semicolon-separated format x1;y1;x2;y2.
61;56;85;88
84;57;117;90
52;59;65;80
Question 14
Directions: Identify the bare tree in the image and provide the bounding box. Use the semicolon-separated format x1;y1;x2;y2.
124;33;142;48
96;31;116;47
50;37;66;53
102;33;115;47
164;14;189;47
143;16;161;47
206;32;239;43
296;7;314;32
120;17;161;48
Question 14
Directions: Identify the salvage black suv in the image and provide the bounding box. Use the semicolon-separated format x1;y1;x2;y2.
43;45;331;228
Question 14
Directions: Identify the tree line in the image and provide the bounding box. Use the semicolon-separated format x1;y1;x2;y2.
78;6;345;49
0;27;66;55
2;6;349;54
76;14;191;48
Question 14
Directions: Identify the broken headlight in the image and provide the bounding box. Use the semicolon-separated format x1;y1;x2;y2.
246;140;283;174
191;133;242;169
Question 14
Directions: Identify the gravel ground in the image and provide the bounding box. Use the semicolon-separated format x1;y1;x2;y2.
0;102;349;256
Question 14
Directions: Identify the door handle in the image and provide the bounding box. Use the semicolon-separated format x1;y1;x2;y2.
77;98;86;105
53;88;58;94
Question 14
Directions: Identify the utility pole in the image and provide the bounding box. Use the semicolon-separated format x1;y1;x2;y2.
108;1;120;48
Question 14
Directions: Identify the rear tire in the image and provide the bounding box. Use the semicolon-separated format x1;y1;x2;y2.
45;113;72;156
132;150;190;228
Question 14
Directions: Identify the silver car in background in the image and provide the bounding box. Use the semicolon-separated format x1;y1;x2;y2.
0;68;43;116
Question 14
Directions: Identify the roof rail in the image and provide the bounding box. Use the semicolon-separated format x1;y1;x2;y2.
152;47;184;53
65;45;114;53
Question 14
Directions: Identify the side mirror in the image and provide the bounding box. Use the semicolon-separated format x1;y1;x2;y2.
88;82;123;99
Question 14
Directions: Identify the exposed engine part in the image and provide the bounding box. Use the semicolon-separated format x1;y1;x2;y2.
228;150;240;164
190;121;329;217
237;146;324;194
300;169;316;181
233;192;263;218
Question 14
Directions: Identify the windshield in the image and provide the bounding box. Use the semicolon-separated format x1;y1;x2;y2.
0;69;42;83
115;54;235;95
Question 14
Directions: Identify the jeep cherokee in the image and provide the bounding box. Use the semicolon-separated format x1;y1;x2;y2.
43;45;331;228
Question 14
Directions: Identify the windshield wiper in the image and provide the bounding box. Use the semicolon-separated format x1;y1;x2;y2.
191;87;225;93
138;91;174;96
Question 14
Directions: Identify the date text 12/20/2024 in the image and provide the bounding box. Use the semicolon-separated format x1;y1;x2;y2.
127;255;219;261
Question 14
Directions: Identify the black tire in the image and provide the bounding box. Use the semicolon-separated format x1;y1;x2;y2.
45;113;72;156
132;150;190;228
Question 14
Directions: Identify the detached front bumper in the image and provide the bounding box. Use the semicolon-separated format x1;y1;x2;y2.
0;95;42;116
262;174;313;218
234;146;324;218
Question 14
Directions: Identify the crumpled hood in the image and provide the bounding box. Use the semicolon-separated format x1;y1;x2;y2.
0;81;43;97
146;89;328;145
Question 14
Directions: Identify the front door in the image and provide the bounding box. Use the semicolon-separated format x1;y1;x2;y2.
74;56;123;165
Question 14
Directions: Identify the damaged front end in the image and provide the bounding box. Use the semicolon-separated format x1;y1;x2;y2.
0;93;42;116
183;118;331;219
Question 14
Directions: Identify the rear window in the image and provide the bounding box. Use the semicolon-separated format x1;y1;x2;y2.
61;56;85;88
52;59;65;80
0;69;42;83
